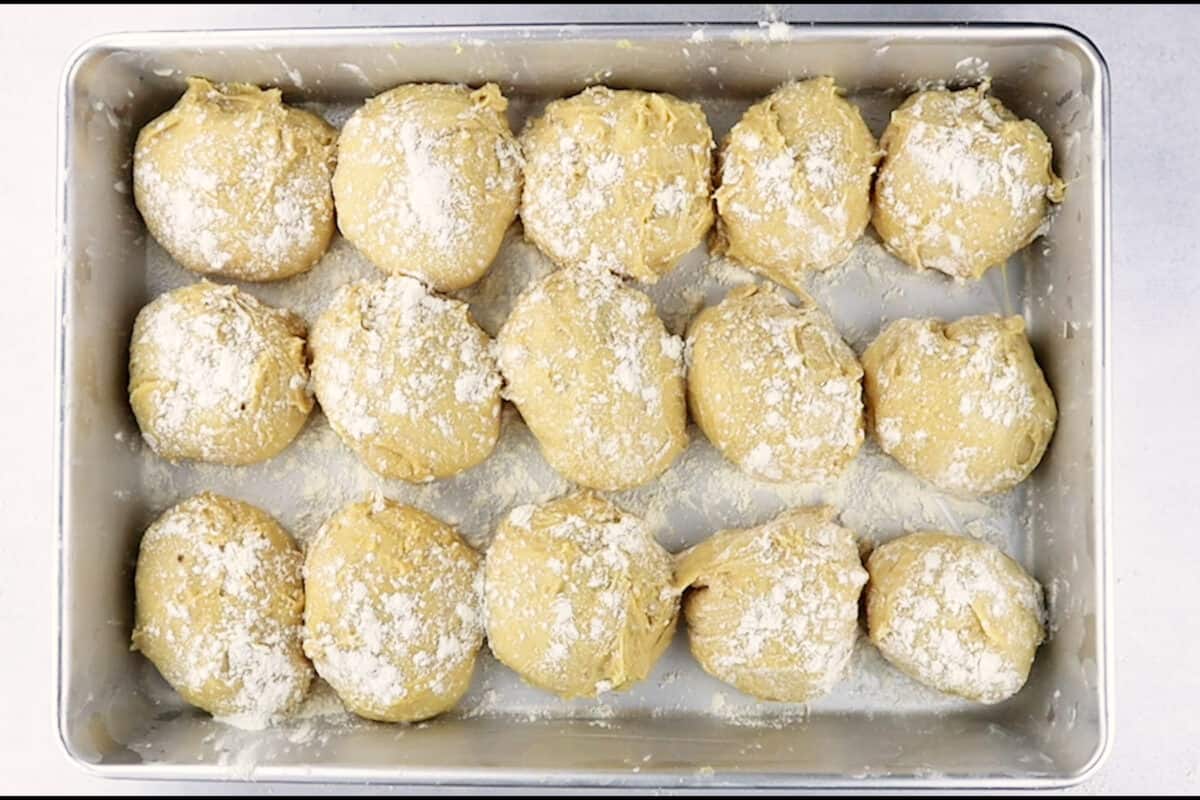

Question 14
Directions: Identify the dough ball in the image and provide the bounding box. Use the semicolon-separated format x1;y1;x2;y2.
129;282;313;465
866;532;1044;703
872;85;1065;280
713;78;879;289
134;77;336;281
520;86;714;282
484;492;678;698
303;498;483;722
333;83;522;291
675;507;867;702
131;493;312;725
311;277;501;482
497;268;687;491
686;284;864;482
862;314;1057;495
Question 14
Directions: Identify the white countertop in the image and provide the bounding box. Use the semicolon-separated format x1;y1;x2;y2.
4;3;1195;794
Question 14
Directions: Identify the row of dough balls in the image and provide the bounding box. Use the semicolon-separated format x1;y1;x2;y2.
133;492;1045;726
130;273;1057;496
133;75;1063;292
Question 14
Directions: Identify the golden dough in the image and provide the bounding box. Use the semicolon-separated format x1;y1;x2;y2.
132;493;312;726
310;277;501;482
676;507;867;702
497;268;687;491
520;86;714;282
866;532;1044;703
862;314;1057;495
686;284;864;483
303;498;484;722
713;78;880;290
133;77;336;281
484;492;678;698
333;83;522;291
872;85;1065;280
129;282;312;465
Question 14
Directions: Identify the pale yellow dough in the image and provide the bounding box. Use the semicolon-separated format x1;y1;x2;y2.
713;78;880;290
866;532;1044;703
129;282;312;466
497;268;687;491
303;499;484;722
132;493;312;725
520;86;714;282
862;314;1057;495
333;83;523;291
133;77;336;281
675;507;867;702
484;492;679;698
872;85;1065;280
686;284;864;483
310;277;502;482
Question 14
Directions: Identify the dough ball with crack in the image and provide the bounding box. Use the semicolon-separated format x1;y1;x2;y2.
862;314;1056;495
134;77;336;281
333;83;523;291
866;531;1044;703
713;77;879;290
129;282;312;465
686;283;864;483
310;276;502;482
132;493;312;725
484;492;678;698
497;268;687;491
303;498;484;722
872;85;1064;280
676;506;867;702
520;86;714;282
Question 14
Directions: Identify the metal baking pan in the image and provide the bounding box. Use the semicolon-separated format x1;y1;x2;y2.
55;23;1111;789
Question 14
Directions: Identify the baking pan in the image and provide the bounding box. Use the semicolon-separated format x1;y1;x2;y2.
55;23;1111;788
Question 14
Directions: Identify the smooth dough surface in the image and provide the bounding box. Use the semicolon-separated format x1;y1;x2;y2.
713;78;880;290
303;498;484;722
134;77;336;281
676;507;867;702
497;268;687;491
129;282;312;465
484;492;679;698
132;493;312;725
872;85;1065;280
333;83;522;291
520;86;714;282
310;276;501;482
686;284;864;483
862;314;1056;495
866;532;1044;703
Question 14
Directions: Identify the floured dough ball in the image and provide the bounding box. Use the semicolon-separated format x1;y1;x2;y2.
497;268;687;491
333;83;522;291
686;284;863;482
676;507;867;702
862;314;1057;495
304;498;484;722
129;282;312;465
866;532;1044;703
520;86;714;282
134;77;336;281
872;85;1065;280
713;78;879;289
310;276;501;482
484;492;678;698
132;493;312;726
